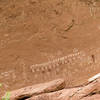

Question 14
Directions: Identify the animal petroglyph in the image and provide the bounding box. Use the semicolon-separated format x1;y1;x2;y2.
30;50;94;77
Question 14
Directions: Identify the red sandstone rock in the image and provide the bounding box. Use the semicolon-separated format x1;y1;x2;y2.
81;94;100;100
2;77;100;100
7;79;65;100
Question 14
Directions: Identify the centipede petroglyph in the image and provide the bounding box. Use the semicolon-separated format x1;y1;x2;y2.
28;47;100;85
30;50;93;74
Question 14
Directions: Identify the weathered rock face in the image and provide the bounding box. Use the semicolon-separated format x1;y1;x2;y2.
6;79;66;100
2;76;100;100
1;0;100;93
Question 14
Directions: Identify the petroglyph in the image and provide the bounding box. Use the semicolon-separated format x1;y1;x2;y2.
0;70;16;82
30;50;94;76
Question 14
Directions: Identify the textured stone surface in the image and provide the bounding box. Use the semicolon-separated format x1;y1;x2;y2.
7;79;65;100
2;76;100;100
26;77;100;100
1;0;100;93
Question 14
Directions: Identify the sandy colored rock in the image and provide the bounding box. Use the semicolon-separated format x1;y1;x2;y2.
1;0;100;99
1;0;100;93
6;79;65;100
5;76;100;100
81;94;100;100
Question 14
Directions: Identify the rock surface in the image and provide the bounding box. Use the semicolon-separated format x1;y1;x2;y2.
6;79;66;100
2;76;100;100
1;0;100;93
1;1;100;99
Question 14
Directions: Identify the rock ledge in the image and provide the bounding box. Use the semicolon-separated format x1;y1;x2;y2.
2;76;100;100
